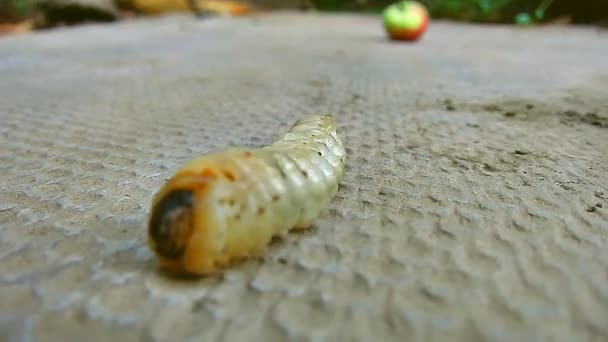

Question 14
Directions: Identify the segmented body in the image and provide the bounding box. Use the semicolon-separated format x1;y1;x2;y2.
148;115;346;275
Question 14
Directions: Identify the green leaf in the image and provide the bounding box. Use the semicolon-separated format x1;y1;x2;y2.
515;12;532;25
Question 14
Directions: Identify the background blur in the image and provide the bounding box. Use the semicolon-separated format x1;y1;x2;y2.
1;0;607;35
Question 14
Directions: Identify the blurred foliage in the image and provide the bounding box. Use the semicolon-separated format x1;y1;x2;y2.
430;0;518;21
423;0;559;22
1;0;606;25
4;0;537;22
312;0;545;22
0;0;39;21
312;0;607;24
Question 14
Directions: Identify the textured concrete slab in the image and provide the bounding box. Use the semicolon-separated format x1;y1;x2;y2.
1;13;608;341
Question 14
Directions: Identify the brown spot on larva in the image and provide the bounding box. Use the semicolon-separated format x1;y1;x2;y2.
302;170;308;177
317;151;322;156
243;151;252;157
234;213;241;220
278;168;287;179
272;195;280;202
201;168;217;178
228;199;236;206
168;172;210;191
258;207;265;215
223;170;237;181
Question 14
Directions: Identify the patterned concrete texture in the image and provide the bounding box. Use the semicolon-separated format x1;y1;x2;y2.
1;12;607;342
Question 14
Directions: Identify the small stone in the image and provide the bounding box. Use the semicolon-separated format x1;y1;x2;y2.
596;203;603;208
443;99;456;111
483;104;501;112
586;206;596;212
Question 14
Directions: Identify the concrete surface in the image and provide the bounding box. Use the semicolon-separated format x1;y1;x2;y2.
1;12;608;342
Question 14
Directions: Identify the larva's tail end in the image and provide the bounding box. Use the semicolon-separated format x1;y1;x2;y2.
321;115;338;130
320;114;336;126
297;114;338;128
315;114;336;121
293;114;335;123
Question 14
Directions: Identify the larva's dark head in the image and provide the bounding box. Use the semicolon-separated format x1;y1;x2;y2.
148;189;195;261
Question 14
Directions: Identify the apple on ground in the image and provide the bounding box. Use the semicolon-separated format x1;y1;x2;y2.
383;1;430;41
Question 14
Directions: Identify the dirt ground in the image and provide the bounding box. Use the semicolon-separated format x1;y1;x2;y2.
0;13;607;341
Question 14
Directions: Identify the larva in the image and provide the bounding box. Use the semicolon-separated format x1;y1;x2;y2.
147;115;346;275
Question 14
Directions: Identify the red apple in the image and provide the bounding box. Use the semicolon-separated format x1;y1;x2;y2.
383;1;429;41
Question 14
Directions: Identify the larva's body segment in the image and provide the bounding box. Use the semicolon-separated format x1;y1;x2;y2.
148;115;346;275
